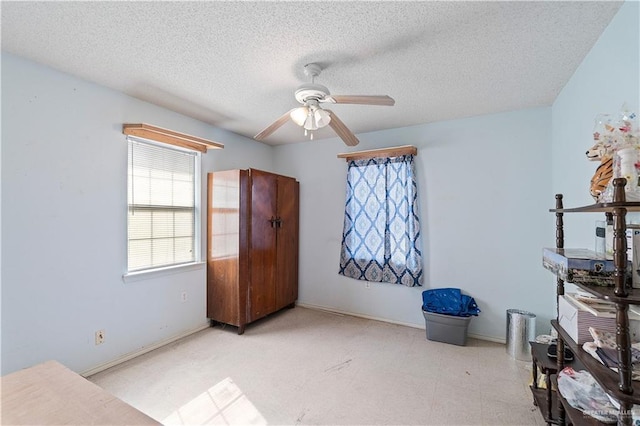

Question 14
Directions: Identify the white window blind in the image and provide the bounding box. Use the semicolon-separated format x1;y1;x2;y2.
127;138;198;272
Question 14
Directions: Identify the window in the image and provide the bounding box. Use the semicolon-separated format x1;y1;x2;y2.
127;137;200;272
339;153;423;287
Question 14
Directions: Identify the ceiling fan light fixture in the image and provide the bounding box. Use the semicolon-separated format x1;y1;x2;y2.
303;109;318;131
290;107;309;126
314;107;331;128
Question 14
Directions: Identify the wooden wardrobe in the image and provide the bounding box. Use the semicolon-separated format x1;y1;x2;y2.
207;168;299;334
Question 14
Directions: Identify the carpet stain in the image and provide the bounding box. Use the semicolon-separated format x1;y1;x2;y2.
324;358;353;373
295;410;307;424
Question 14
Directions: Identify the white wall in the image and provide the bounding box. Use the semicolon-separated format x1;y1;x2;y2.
1;53;274;375
552;0;640;250
274;107;555;341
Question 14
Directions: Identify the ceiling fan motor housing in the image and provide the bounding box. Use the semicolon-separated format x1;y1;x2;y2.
295;83;330;104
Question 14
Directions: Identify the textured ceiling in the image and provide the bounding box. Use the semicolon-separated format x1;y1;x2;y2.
1;1;624;145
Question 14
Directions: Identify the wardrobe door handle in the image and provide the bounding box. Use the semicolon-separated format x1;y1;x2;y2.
268;217;283;228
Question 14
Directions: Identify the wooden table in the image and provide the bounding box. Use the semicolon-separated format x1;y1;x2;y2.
0;360;160;425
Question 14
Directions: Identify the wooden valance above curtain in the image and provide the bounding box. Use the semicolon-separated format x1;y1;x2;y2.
123;123;224;153
337;145;417;161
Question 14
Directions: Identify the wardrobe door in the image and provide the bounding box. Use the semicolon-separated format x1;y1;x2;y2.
249;169;278;321
275;175;299;310
207;170;250;331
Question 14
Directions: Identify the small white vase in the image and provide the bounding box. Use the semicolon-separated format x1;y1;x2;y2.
616;147;640;201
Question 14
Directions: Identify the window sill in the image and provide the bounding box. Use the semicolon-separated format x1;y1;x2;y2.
123;261;205;283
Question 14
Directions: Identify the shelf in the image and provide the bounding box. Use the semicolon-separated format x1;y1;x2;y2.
552;320;640;405
550;202;640;213
542;264;640;303
569;282;640;304
531;342;583;371
550;179;640;213
551;375;607;426
568;283;640;305
530;385;562;425
531;342;560;371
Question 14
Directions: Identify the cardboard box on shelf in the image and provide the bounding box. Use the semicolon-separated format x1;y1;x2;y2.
558;295;617;344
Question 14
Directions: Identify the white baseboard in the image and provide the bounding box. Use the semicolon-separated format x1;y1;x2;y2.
468;333;506;344
81;323;210;377
82;305;506;377
296;302;425;329
296;302;506;344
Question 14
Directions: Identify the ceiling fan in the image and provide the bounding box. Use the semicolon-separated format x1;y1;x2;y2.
254;63;395;146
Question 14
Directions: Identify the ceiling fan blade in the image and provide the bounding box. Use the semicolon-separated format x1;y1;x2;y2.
325;110;359;146
325;95;395;106
254;109;295;140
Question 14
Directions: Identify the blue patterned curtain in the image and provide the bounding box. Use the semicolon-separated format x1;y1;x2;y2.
339;154;423;287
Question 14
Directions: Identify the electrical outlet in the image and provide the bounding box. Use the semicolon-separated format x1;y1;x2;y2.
95;330;105;345
365;282;371;289
181;291;188;302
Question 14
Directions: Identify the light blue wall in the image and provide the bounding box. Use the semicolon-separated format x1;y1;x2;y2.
274;0;638;342
1;53;274;375
552;0;639;249
1;0;637;374
274;107;555;340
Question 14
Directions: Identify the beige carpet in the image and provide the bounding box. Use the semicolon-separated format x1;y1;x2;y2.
88;307;544;425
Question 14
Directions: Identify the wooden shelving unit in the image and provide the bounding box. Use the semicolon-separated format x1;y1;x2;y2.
536;178;640;426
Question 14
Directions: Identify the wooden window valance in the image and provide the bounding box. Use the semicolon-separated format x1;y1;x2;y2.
123;123;224;153
337;145;417;161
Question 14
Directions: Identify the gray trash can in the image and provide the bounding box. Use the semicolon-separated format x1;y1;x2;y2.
506;309;537;361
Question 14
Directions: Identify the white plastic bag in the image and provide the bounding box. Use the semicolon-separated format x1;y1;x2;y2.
557;367;618;423
605;394;640;425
